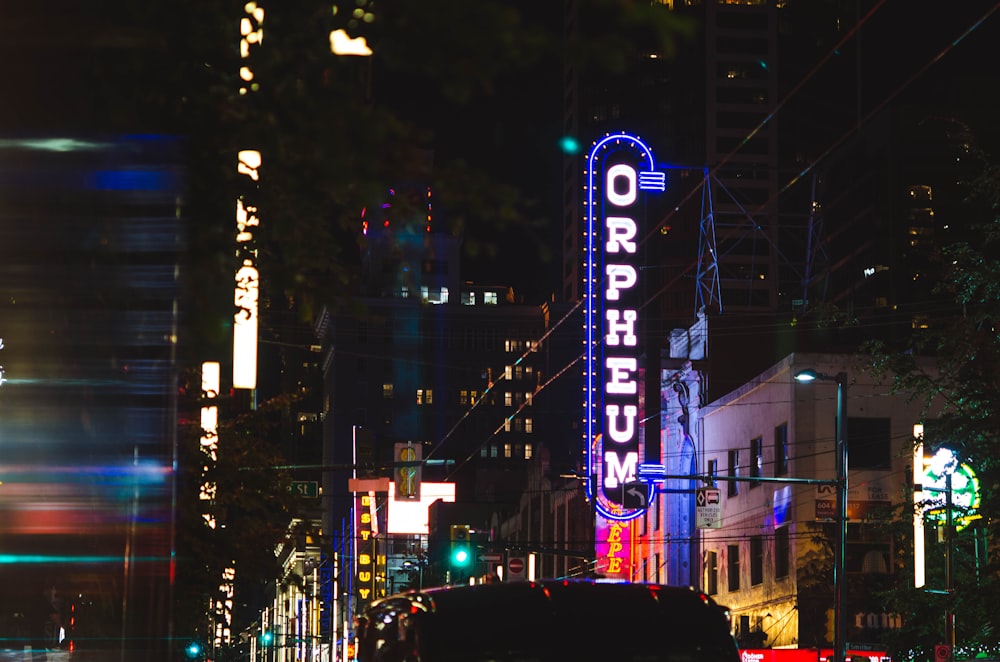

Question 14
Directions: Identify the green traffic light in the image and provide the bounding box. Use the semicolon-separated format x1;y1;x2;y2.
559;135;581;155
453;548;469;565
185;641;202;659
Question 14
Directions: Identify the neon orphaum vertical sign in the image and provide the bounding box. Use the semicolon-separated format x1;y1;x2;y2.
585;133;665;522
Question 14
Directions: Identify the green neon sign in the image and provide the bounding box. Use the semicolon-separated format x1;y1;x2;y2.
922;447;981;531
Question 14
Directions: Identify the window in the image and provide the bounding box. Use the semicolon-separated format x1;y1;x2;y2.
727;450;739;497
727;545;740;591
480;445;488;458
484;291;498;305
469;390;478;405
504;443;512;458
459;390;469;405
504;365;512;380
422;259;448;275
524;443;533;460
461;291;476;306
705;550;718;595
525;392;533;406
416;389;433;405
750;437;762;489
490;445;498;458
504;392;513;407
774;423;788;476
849;417;891;470
416;389;424;405
514;365;524;380
524;418;533;433
774;526;789;579
382;383;393;399
503;418;511;432
750;536;763;586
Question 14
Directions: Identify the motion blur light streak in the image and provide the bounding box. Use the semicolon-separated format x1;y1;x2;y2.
0;555;171;564
0;134;185;655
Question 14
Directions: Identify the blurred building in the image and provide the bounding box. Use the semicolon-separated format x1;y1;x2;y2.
0;134;186;656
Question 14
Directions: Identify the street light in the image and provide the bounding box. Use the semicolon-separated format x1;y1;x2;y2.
794;369;848;662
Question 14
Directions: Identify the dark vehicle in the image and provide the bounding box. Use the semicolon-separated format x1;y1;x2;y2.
356;578;740;661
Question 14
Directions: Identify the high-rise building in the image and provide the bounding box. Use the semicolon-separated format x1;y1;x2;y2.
314;185;582;607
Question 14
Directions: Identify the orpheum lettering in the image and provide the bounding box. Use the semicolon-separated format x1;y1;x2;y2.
603;162;640;494
585;132;664;521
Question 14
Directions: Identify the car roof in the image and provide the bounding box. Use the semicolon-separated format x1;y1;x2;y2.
361;579;740;662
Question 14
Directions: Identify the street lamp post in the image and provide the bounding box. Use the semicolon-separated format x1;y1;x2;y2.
795;369;848;662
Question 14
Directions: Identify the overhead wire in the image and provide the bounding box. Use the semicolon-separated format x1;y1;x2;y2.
386;4;998;482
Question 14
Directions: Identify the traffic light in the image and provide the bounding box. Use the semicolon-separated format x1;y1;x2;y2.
450;524;471;568
260;629;274;647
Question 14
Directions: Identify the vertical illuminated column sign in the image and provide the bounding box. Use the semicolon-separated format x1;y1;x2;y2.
913;424;925;588
585;132;665;521
199;361;234;647
234;2;264;390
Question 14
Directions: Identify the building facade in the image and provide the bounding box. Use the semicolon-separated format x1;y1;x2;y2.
700;352;932;650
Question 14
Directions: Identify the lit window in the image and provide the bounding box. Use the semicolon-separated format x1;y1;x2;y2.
504;443;512;458
440;287;449;303
416;389;424;405
480;445;488;458
504;365;512;380
504;392;513;407
399;286;409;299
503;418;511;432
470;390;478;405
524;443;533;460
728;450;739;497
525;392;533;405
420;286;429;301
459;390;468;405
484;291;498;305
461;291;476;305
382;383;393;399
525;418;533;433
490;445;498;458
425;389;433;404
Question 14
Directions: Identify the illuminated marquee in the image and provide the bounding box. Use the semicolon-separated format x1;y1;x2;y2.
585;133;665;521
